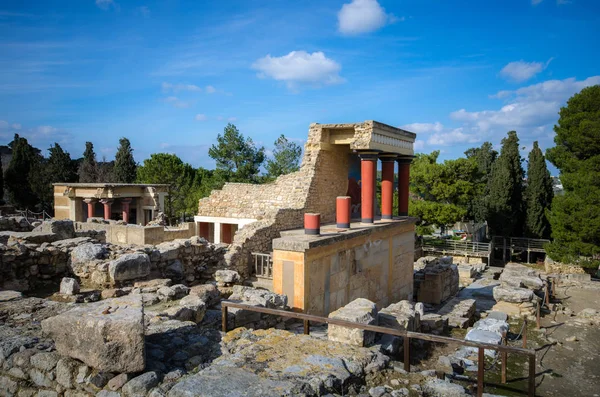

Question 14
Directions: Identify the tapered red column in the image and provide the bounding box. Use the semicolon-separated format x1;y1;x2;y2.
100;199;113;221
381;158;396;220
397;158;412;216
360;154;377;223
121;198;132;224
83;198;96;219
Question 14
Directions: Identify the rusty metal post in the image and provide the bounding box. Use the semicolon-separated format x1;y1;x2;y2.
303;319;310;335
536;302;541;329
403;336;410;372
523;318;528;348
222;305;228;333
477;347;485;397
501;331;507;384
528;354;536;397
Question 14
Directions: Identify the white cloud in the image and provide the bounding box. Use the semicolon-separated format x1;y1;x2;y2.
400;122;443;134
194;114;207;121
0;120;8;129
500;59;552;82
337;0;397;35
164;96;189;108
205;85;216;94
427;128;480;146
227;117;237;122
252;51;343;88
494;76;600;102
413;140;425;151
162;82;202;93
96;0;117;11
37;125;58;135
11;123;21;130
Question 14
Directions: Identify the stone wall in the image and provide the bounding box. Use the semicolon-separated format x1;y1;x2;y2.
75;221;196;246
413;256;459;305
0;216;36;232
272;220;416;316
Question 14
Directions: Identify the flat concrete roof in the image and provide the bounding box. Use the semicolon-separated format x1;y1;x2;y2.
53;183;169;188
272;217;418;252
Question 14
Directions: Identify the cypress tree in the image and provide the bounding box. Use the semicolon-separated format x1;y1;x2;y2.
48;143;77;183
524;142;553;239
113;137;137;183
486;131;525;237
78;142;99;183
4;134;37;209
546;85;600;267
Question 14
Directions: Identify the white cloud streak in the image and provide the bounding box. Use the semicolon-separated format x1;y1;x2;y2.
499;58;552;82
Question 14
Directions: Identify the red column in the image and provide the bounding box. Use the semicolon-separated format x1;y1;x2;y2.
381;158;396;220
304;213;321;235
83;198;96;219
221;223;232;244
199;222;210;239
336;196;351;228
360;154;377;223
397;158;412;216
100;199;113;220
121;198;132;223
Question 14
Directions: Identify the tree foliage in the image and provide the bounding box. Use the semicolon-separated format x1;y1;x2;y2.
486;131;524;237
208;123;265;183
4;134;40;209
265;135;302;180
524;141;553;239
113;137;137;183
465;142;498;222
546;85;600;266
47;143;78;183
409;151;479;232
78;142;99;183
136;153;196;225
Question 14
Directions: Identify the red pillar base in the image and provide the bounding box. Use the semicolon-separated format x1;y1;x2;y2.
304;213;321;235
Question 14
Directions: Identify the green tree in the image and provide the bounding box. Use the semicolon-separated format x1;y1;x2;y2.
465;142;498;222
486;131;525;237
524;141;553;239
265;135;302;179
47;143;78;183
546;85;600;267
78;142;99;183
4;134;38;209
137;153;195;224
208;123;265;183
113;137;137;183
409;151;479;233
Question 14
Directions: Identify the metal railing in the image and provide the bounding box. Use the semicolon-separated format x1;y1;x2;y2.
252;252;273;279
220;301;537;397
421;238;492;256
510;237;550;252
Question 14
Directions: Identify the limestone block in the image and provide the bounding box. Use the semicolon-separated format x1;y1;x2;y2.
60;277;80;295
493;286;534;303
41;295;145;373
473;318;509;335
214;270;240;284
377;301;416;331
465;329;502;357
70;243;108;266
458;265;475;279
422;379;469;397
328;298;377;347
33;219;75;240
108;253;151;282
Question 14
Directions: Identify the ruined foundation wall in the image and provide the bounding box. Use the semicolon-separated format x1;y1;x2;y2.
75;222;196;246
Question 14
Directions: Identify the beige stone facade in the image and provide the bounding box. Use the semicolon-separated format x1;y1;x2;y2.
196;121;417;277
53;183;168;225
272;220;416;316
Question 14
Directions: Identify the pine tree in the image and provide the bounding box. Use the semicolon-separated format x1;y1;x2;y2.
524;142;553;239
208;123;265;183
47;143;77;183
265;135;302;180
78;142;99;183
113;137;137;183
486;131;525;237
546;85;600;267
4;134;38;209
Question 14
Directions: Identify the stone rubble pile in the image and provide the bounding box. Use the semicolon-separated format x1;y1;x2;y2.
492;263;543;318
413;256;459;305
437;298;476;329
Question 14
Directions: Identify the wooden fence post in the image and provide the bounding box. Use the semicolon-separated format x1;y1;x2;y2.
403;336;410;372
303;319;310;335
222;305;228;333
528;354;536;397
478;347;485;397
501;331;507;384
523;318;528;348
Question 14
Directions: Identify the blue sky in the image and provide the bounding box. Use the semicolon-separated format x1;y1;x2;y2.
1;0;599;174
